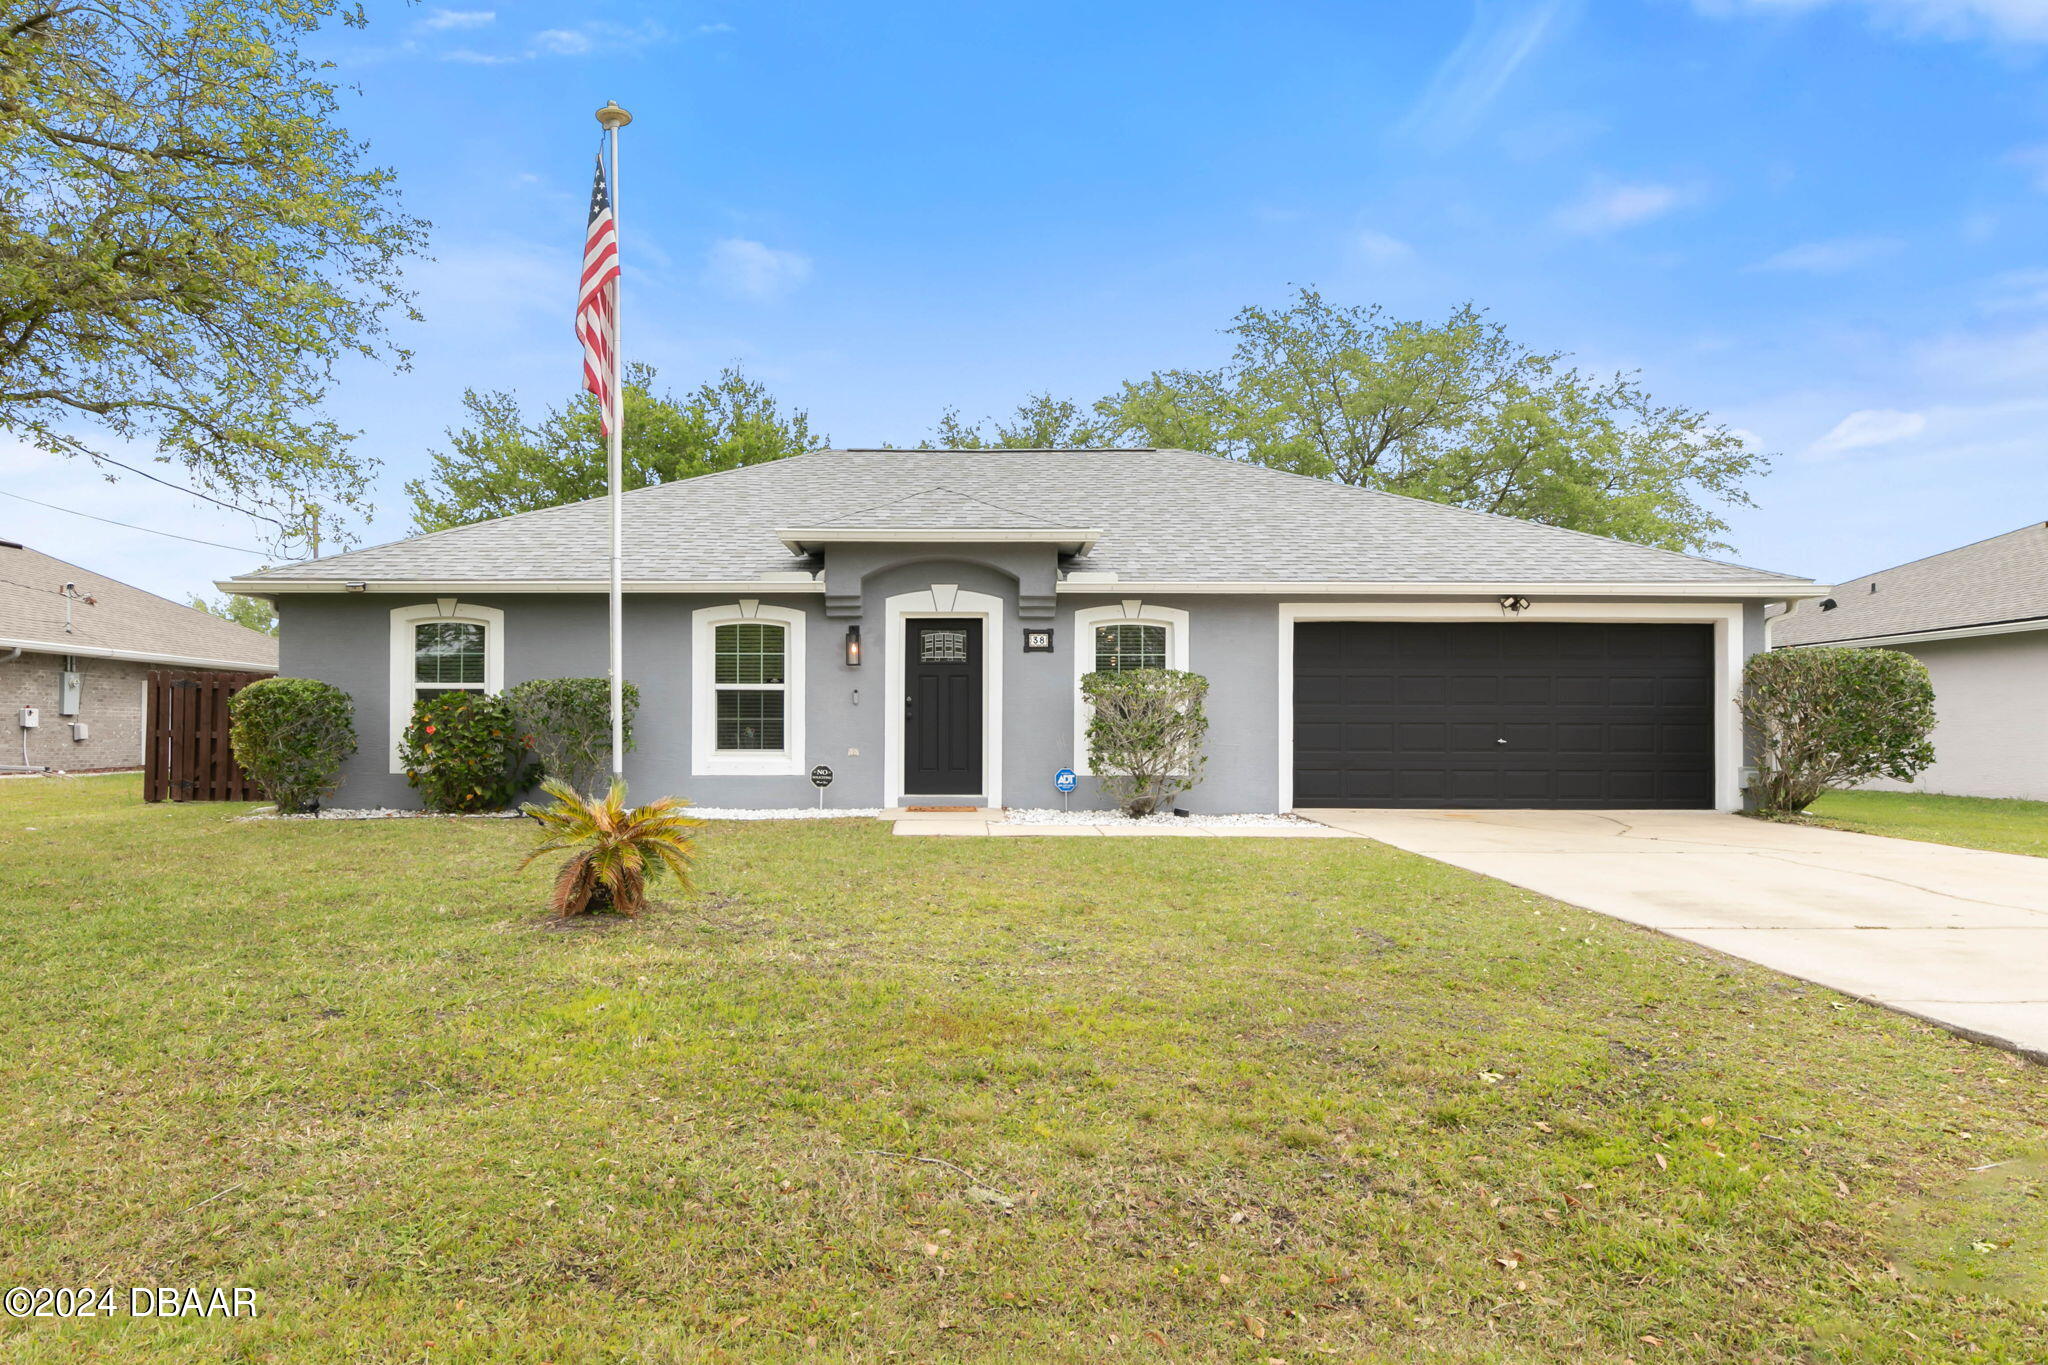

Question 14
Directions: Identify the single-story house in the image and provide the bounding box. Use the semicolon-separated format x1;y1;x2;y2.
2;539;279;773
1772;521;2048;801
220;447;1825;813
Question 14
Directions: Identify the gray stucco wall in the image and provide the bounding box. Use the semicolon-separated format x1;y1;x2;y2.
1854;631;2048;801
278;570;1777;813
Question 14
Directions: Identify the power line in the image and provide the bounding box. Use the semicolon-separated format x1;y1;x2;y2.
0;488;269;556
81;452;292;531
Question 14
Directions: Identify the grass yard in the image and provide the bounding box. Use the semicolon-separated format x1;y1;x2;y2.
1804;790;2048;859
5;776;2048;1362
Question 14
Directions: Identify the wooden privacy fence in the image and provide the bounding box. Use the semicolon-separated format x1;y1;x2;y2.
144;670;272;802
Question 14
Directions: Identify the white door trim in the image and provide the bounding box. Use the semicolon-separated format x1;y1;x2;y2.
1275;600;1746;813
884;586;1005;808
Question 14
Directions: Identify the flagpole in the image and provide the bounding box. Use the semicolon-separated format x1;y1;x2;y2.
596;101;631;782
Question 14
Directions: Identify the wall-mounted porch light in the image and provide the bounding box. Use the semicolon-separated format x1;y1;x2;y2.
844;624;862;667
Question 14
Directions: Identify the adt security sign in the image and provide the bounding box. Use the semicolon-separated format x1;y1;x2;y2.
1054;768;1077;793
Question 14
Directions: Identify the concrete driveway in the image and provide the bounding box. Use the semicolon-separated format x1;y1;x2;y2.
1303;807;2048;1060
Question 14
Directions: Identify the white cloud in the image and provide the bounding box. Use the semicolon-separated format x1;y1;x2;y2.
1749;235;1903;272
1398;0;1581;148
1807;408;1928;456
1694;0;2048;44
2009;144;2048;190
417;8;494;32
533;28;593;55
703;238;813;302
697;22;735;34
1350;229;1416;266
1551;180;1687;235
439;47;516;65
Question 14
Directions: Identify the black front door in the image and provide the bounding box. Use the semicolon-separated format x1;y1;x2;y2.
904;619;983;796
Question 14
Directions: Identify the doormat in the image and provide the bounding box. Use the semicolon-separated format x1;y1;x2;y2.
907;805;981;812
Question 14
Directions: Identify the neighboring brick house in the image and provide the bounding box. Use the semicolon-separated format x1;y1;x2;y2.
0;540;277;773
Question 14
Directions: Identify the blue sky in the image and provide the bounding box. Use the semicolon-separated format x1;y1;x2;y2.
10;0;2048;603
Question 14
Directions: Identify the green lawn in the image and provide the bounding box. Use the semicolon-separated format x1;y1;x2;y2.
1805;789;2048;858
5;776;2048;1362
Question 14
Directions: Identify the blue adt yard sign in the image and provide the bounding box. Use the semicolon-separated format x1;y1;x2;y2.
1054;768;1077;793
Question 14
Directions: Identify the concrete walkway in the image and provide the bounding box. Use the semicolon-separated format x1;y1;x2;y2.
1303;807;2048;1061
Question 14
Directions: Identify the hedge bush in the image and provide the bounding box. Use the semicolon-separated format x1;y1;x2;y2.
1080;667;1210;818
1742;646;1936;814
227;677;357;814
399;692;530;812
505;677;639;794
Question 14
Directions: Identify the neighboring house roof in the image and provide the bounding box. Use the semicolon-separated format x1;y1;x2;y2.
222;447;1819;596
0;540;278;670
1774;522;2048;648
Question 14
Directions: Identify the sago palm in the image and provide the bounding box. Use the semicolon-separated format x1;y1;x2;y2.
518;778;705;917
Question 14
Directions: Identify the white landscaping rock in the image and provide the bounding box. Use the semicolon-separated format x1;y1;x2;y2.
1003;807;1310;829
687;807;885;821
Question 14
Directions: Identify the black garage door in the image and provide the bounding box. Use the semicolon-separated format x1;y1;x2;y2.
1293;622;1715;809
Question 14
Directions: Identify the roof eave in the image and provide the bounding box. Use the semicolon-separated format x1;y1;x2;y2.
775;527;1101;555
0;635;276;672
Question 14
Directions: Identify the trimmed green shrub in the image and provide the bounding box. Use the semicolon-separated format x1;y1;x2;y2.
1080;667;1210;818
227;677;357;814
1742;646;1936;815
505;677;639;794
399;692;529;812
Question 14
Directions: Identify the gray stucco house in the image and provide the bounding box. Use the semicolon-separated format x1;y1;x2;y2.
1773;521;2048;801
220;447;1824;813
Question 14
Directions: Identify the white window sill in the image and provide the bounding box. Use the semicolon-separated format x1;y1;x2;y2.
694;752;804;777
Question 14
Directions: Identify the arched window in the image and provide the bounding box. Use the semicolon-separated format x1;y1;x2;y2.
1070;602;1190;774
387;601;504;772
692;603;807;775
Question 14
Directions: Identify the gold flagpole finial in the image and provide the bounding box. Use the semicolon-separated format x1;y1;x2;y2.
595;101;633;130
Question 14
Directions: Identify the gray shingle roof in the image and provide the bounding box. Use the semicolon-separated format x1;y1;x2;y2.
0;541;278;668
798;486;1064;530
229;447;1812;590
1774;522;2048;646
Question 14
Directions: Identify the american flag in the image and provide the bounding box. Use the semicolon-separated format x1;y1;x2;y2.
577;154;621;434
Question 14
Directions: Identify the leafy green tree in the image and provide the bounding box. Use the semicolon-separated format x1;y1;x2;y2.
0;0;424;555
405;364;826;533
1095;289;1767;554
925;392;1110;449
188;591;276;635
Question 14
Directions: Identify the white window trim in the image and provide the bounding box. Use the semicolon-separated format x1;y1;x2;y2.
1274;600;1746;814
883;585;1005;808
692;601;807;776
1070;601;1190;776
387;600;505;773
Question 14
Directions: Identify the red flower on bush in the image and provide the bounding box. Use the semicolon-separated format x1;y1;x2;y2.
424;724;437;734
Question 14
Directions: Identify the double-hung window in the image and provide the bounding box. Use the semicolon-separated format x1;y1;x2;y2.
387;602;505;772
692;603;807;775
414;621;488;700
1093;622;1168;673
714;622;787;751
1071;604;1190;773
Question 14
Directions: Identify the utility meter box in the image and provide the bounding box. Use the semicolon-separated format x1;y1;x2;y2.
58;670;81;716
18;706;38;728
